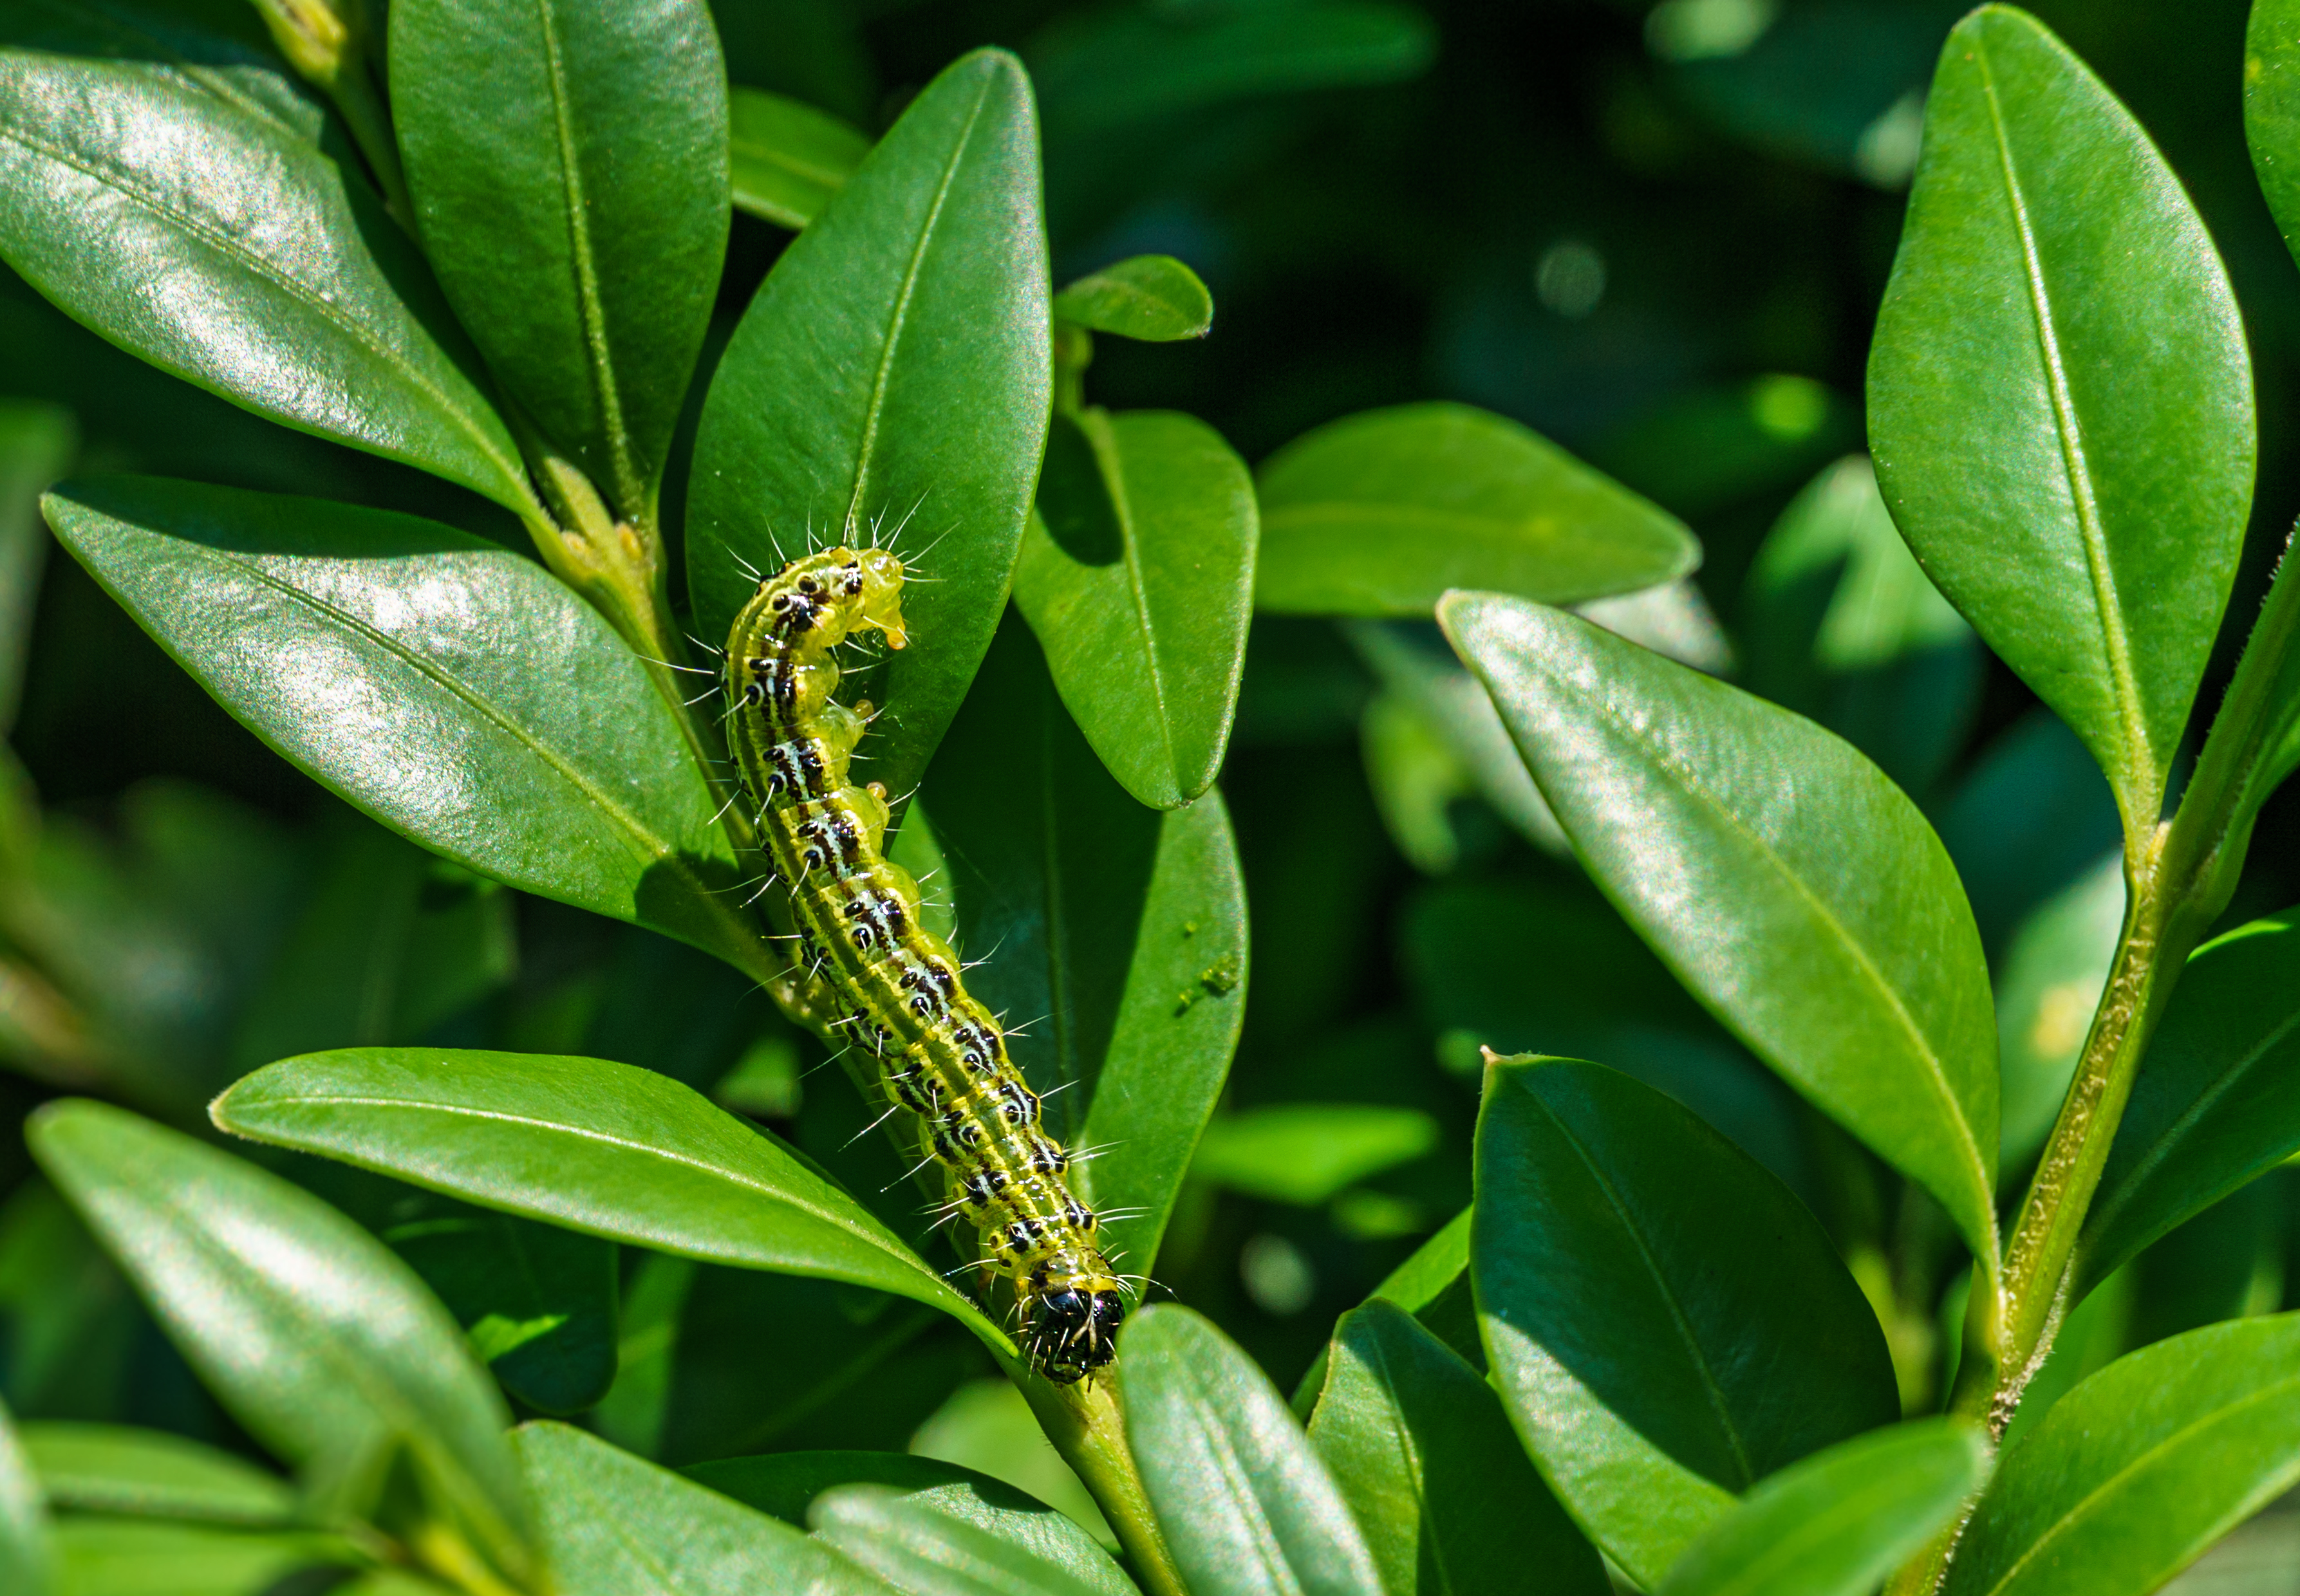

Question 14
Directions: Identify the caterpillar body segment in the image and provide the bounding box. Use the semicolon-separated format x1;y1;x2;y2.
725;547;1127;1382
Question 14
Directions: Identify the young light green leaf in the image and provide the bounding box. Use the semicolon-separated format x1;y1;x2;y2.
49;1519;364;1596
212;1047;1009;1355
0;402;70;734
0;1396;47;1596
1473;1057;1900;1588
1014;407;1256;809
1943;1315;2300;1596
391;0;729;518
22;1422;297;1526
26;1100;536;1590
42;477;769;983
1124;1304;1383;1596
0;53;534;515
1257;404;1698;617
689;49;1051;802
729;86;871;228
1443;593;2001;1272
1192;1104;1439;1207
1052;257;1213;340
1308;1300;1605;1596
1657;1420;1992;1596
810;1483;1137;1596
1867;6;2252;831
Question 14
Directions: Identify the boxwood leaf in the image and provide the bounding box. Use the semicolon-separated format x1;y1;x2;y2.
1867;6;2252;831
1443;592;2001;1272
0;402;71;734
1307;1299;1605;1596
0;0;332;146
0;1398;45;1596
729;87;870;229
810;1483;1137;1596
21;1422;297;1526
1473;1057;1900;1588
689;49;1051;803
25;1100;536;1588
1014;407;1256;808
50;1519;364;1596
42;477;768;982
1052;257;1213;340
0;52;534;515
1123;1304;1383;1596
211;1047;1010;1355
1256;404;1697;617
1192;1104;1439;1207
1943;1315;2300;1596
390;0;729;516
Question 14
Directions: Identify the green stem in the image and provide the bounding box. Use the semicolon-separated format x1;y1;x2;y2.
1004;1353;1186;1596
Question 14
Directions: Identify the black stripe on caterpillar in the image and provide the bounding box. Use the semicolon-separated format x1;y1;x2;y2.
724;546;1128;1383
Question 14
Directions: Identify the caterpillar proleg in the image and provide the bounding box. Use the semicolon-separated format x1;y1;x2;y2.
724;547;1128;1382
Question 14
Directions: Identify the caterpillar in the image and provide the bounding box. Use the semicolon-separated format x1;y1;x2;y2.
723;546;1128;1383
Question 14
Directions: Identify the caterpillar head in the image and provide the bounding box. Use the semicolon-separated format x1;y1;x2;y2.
1029;1283;1126;1383
850;548;908;650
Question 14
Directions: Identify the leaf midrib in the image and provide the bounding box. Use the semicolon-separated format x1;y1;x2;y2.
1087;413;1183;788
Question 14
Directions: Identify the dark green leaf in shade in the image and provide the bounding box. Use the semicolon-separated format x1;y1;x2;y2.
1656;1419;1992;1596
2251;0;2300;283
1192;1104;1439;1206
1291;1209;1477;1417
21;1422;296;1525
0;1396;46;1596
390;0;729;518
25;1100;536;1588
1867;6;2252;830
0;53;535;515
212;1048;1009;1353
2130;1180;2285;1351
921;615;1246;1275
0;402;71;734
810;1483;1137;1596
516;1420;890;1595
1443;593;2001;1269
0;0;332;146
1472;1057;1900;1588
1943;1315;2300;1596
1256;404;1699;617
1052;257;1213;340
1307;1299;1605;1596
1935;708;2122;957
1994;852;2122;1173
728;86;871;228
2077;911;2300;1295
42;478;768;981
1123;1304;1383;1596
686;1449;1060;1530
1014;407;1256;809
48;1519;364;1596
688;50;1051;802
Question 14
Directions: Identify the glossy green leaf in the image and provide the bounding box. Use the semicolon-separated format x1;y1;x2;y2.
1052;256;1213;340
42;478;767;981
49;1519;362;1596
1443;592;2001;1269
1658;1419;1991;1596
906;1379;1115;1545
2250;1;2300;279
811;1483;1137;1596
212;1047;1008;1353
2077;911;2300;1294
0;53;534;515
1125;1304;1383;1596
688;1449;1051;1526
391;0;728;517
729;86;870;228
1473;1057;1900;1588
1944;1315;2300;1596
1307;1299;1603;1596
1014;407;1256;809
0;0;332;146
1256;404;1697;618
22;1422;296;1526
1996;851;2123;1171
0;402;70;733
517;1421;889;1595
1192;1104;1438;1206
920;615;1246;1276
0;1396;46;1596
26;1100;535;1588
689;50;1051;801
1867;6;2252;830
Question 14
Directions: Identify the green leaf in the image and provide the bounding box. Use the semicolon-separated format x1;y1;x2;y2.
1052;257;1213;340
49;1519;363;1596
1256;404;1698;617
1443;592;2001;1270
211;1047;1011;1354
0;401;70;734
0;0;332;146
906;1378;1115;1546
1473;1057;1900;1588
921;615;1247;1276
1936;708;2121;956
687;1449;1053;1526
0;1397;47;1596
1867;5;2252;831
26;1100;536;1588
516;1421;889;1595
2250;0;2300;281
2077;911;2300;1295
810;1483;1137;1596
1014;407;1257;809
729;86;870;228
1123;1304;1383;1596
42;478;767;981
1307;1299;1605;1596
1657;1420;1992;1596
1358;685;1476;875
1995;851;2123;1172
391;0;728;517
689;49;1051;802
0;53;534;515
1943;1315;2300;1596
1192;1104;1439;1207
21;1422;297;1526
